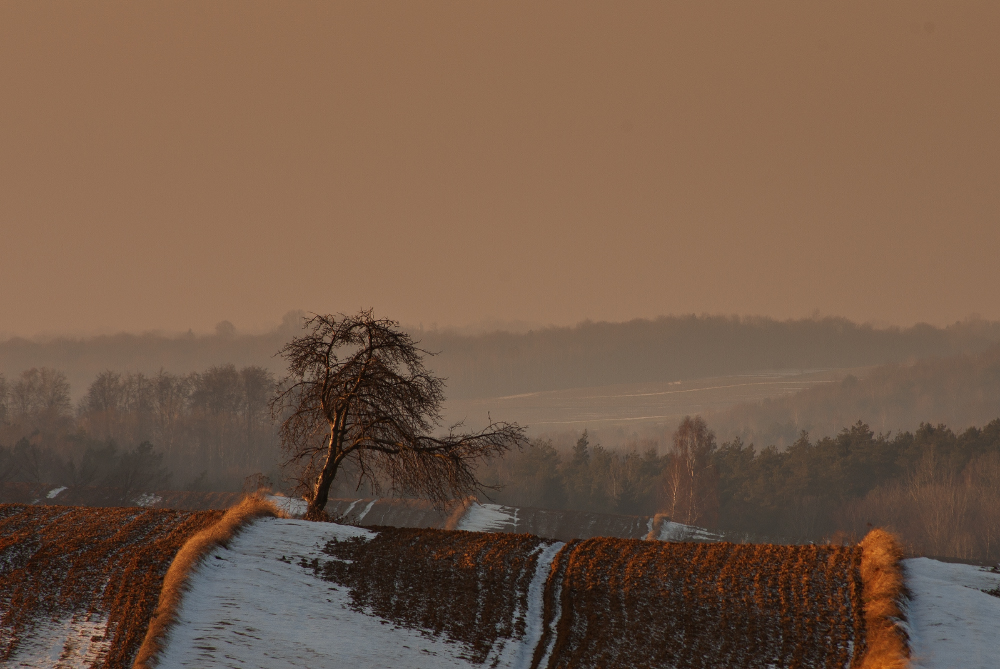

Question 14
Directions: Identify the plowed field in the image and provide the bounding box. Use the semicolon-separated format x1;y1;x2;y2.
545;539;863;668
311;528;865;668
0;504;222;668
311;527;548;664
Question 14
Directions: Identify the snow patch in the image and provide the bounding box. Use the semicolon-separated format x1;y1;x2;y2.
46;486;68;499
155;518;486;669
355;499;378;522
456;503;517;533
905;557;1000;669
658;520;722;543
342;499;360;517
134;493;162;507
6;612;111;668
511;542;563;669
536;556;565;669
267;495;308;518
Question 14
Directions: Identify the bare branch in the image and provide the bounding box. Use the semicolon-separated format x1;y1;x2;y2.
270;310;526;515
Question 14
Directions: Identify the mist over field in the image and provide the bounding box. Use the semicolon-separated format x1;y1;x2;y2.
4;312;1000;562
5;2;1000;666
4;312;999;402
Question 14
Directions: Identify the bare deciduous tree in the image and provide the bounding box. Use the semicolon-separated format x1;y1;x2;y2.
662;416;718;527
270;311;527;518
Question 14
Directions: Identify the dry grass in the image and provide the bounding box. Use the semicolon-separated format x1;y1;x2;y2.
644;512;668;540
0;504;222;668
856;529;910;669
132;493;284;669
442;496;475;530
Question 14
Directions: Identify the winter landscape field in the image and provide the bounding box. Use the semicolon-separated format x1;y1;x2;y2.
3;496;998;669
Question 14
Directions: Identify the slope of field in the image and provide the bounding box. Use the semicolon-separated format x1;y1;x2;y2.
0;482;243;511
155;519;517;668
156;517;867;669
905;558;1000;669
443;369;857;432
9;503;991;669
322;497;724;543
0;504;222;668
0;485;723;544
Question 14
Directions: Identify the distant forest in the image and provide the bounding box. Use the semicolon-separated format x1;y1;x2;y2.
3;313;1000;401
4;313;1000;561
0;365;277;493
3;361;1000;560
709;342;1000;447
484;418;1000;562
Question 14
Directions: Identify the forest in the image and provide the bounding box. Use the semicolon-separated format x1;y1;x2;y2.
0;365;277;493
709;340;1000;447
3;362;1000;561
483;419;1000;561
4;313;1000;402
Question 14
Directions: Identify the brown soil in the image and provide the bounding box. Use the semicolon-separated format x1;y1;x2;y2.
309;527;547;664
310;526;867;668
0;482;243;510
544;538;864;669
326;496;656;541
0;503;222;668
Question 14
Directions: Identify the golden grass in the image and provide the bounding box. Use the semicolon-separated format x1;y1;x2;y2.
442;495;475;530
857;528;910;669
132;493;284;669
644;512;668;540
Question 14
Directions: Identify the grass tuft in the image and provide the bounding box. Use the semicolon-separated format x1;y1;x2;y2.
644;512;669;540
442;496;475;530
857;528;910;669
132;493;283;669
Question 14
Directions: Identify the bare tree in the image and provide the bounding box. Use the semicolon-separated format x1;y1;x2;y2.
0;373;9;426
661;416;718;527
10;368;71;431
270;311;528;517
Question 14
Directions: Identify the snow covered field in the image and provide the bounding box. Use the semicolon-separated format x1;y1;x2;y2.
8;503;999;668
905;557;1000;669
156;518;561;669
152;518;1000;669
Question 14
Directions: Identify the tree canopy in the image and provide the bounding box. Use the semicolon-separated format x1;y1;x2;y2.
270;310;527;517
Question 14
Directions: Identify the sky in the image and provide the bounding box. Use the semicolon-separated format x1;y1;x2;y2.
1;1;998;337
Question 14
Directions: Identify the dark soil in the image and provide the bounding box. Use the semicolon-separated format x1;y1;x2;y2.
0;503;222;668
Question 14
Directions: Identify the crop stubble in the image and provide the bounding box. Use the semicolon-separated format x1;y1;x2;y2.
311;527;547;664
547;538;864;668
0;503;221;668
312;528;865;669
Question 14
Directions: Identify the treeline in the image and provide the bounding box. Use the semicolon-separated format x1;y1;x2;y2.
0;365;279;494
419;314;1000;398
710;341;1000;448
482;417;1000;561
5;360;1000;561
4;314;1000;402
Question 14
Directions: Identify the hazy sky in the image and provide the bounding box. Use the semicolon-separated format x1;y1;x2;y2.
2;2;998;336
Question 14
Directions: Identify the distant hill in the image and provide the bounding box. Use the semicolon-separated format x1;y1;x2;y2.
709;343;1000;448
3;313;999;401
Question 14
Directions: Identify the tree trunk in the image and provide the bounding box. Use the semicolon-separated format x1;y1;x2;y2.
307;428;342;517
